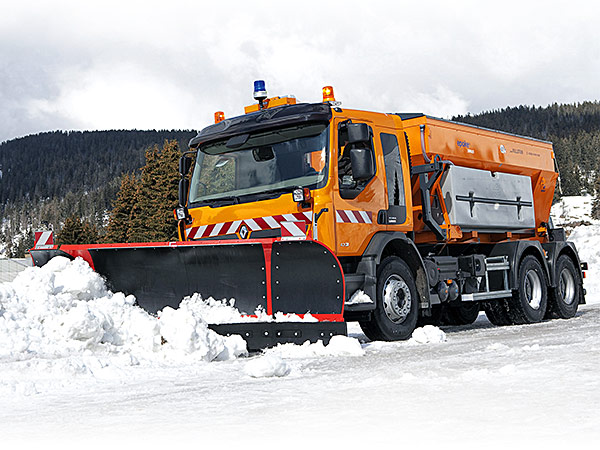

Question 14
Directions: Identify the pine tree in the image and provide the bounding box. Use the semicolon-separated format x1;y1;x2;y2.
591;176;600;220
57;215;99;244
126;140;180;242
127;145;160;242
57;215;83;245
104;173;138;243
151;139;180;241
81;220;99;244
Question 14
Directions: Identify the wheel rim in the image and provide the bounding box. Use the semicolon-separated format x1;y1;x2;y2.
524;269;543;309
382;274;411;323
559;268;576;305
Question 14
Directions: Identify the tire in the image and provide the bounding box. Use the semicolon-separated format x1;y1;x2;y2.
483;299;513;325
444;302;480;325
546;255;580;319
359;257;418;341
418;304;443;327
506;255;548;324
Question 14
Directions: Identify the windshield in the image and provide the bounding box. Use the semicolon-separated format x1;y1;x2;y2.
189;123;329;205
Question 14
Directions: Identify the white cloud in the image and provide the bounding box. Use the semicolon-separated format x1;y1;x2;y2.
1;0;600;142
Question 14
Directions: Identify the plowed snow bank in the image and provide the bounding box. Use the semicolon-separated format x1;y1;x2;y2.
0;257;247;363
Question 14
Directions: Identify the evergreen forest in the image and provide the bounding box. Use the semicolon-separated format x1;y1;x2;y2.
0;130;194;256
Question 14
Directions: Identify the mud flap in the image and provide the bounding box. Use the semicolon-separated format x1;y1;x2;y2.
30;239;345;321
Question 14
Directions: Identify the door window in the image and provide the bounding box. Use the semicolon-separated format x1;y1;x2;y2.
381;133;406;224
337;123;375;199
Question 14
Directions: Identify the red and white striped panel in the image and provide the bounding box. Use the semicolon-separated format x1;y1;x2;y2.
335;210;373;224
34;231;54;249
186;212;313;240
280;221;307;239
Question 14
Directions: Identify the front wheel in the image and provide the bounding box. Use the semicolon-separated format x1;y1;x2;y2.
359;257;418;341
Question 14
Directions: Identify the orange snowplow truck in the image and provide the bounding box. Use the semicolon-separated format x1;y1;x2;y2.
31;81;586;349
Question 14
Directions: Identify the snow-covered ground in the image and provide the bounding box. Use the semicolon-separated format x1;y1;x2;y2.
1;197;599;448
552;196;600;298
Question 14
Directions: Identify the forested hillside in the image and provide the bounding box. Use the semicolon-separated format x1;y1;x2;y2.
453;101;600;196
0;130;195;256
0;130;195;204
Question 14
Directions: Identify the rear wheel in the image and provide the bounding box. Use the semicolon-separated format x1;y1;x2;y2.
444;302;480;325
506;255;548;324
546;255;580;319
360;257;418;341
483;299;513;325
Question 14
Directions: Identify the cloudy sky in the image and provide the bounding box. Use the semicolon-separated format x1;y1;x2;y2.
1;0;599;143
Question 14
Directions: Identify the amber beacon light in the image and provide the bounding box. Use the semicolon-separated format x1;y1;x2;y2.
322;86;336;103
214;111;225;123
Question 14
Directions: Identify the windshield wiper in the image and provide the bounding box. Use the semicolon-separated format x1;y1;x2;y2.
198;188;293;207
199;196;240;207
251;187;293;200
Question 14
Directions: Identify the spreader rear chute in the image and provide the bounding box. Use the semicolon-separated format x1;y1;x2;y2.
30;238;346;348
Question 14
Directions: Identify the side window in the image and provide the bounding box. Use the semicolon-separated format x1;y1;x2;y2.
381;133;405;207
381;133;406;224
337;123;375;199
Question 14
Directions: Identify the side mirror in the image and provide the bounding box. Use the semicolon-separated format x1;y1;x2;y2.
350;148;375;180
346;123;371;144
179;155;193;176
179;178;190;207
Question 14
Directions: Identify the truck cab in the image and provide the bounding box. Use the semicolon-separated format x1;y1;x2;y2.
179;97;413;258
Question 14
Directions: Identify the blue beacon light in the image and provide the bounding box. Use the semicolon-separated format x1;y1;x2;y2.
253;80;267;101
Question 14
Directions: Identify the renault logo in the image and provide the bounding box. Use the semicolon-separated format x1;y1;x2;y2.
239;224;249;239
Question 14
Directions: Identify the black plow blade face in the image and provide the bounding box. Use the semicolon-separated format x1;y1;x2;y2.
89;243;268;314
30;239;346;321
270;240;344;316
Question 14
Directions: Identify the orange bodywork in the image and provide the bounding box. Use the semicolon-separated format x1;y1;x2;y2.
181;101;558;257
328;109;413;257
402;115;556;241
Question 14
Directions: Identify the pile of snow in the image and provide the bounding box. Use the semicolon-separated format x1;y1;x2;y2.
265;335;365;359
244;355;290;378
568;225;600;305
180;294;318;324
0;257;247;363
410;325;447;344
551;195;600;305
0;256;369;387
346;289;373;305
551;195;597;231
241;334;364;378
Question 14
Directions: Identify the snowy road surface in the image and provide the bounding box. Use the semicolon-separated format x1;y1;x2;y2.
1;305;598;448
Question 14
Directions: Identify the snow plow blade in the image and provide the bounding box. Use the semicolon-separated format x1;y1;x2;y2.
209;322;347;351
30;238;346;347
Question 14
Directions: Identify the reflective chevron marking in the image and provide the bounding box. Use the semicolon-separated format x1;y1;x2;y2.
186;212;313;240
335;210;373;224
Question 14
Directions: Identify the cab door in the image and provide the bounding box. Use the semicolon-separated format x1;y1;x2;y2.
379;129;412;231
333;118;387;257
